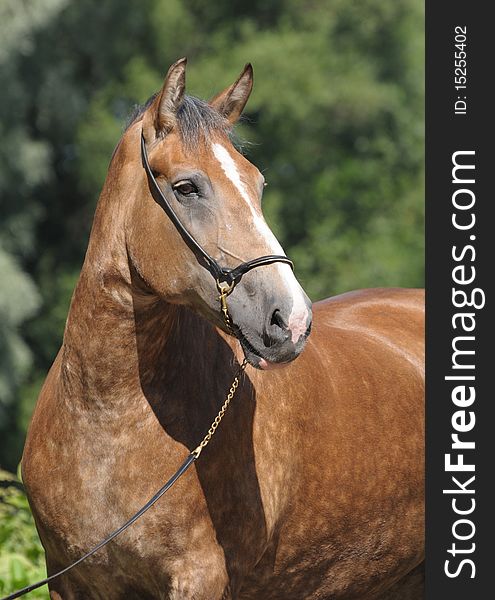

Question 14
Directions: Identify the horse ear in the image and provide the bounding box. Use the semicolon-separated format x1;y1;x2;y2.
142;57;187;141
209;63;253;124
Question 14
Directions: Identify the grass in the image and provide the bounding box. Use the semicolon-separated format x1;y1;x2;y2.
0;467;48;599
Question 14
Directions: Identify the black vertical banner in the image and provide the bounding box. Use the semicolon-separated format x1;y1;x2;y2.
426;3;493;599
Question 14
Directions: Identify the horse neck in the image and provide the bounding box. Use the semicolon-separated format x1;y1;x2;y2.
61;259;227;412
60;152;227;415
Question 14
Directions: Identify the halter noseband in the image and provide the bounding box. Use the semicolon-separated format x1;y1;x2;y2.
140;133;293;296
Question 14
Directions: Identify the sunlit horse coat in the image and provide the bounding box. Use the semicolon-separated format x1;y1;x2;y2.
23;59;424;600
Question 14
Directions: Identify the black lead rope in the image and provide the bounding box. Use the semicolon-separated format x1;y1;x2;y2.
1;454;196;600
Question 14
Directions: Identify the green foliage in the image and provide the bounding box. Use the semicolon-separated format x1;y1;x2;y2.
0;251;40;406
0;468;47;599
0;0;70;467
0;247;41;468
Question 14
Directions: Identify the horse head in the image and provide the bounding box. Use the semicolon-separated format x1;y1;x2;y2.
121;58;312;369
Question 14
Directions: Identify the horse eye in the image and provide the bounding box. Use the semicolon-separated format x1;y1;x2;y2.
173;181;198;196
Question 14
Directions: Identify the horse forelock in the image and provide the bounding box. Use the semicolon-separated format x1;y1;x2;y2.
125;94;232;148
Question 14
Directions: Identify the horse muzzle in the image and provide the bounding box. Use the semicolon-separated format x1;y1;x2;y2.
233;297;313;370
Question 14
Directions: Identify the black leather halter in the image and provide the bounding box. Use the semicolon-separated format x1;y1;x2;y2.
140;133;293;289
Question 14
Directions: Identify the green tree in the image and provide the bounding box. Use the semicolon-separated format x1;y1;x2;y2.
0;0;69;466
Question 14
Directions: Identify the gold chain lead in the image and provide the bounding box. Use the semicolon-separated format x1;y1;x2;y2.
191;279;247;460
192;358;248;459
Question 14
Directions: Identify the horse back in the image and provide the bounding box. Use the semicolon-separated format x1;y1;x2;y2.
315;287;424;358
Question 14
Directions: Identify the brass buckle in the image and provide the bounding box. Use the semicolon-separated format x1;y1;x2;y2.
216;280;235;328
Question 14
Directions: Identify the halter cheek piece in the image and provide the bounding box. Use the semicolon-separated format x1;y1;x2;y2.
140;133;293;322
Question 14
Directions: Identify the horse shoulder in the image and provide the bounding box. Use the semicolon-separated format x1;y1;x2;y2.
22;350;64;491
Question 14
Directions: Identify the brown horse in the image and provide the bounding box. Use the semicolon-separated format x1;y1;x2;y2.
22;59;424;599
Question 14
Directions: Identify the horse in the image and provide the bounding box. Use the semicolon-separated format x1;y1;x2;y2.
22;58;424;599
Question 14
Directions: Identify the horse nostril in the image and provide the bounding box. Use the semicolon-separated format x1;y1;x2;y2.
262;308;290;348
270;309;287;330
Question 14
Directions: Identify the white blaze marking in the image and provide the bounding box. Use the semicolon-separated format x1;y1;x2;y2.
212;142;283;254
211;142;309;343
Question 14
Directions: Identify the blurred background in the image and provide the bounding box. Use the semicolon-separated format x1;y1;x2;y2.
0;0;423;593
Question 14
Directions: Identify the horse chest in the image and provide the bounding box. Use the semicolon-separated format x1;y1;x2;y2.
24;296;424;600
31;411;282;597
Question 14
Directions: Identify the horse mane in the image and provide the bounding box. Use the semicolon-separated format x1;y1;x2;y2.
126;94;232;147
